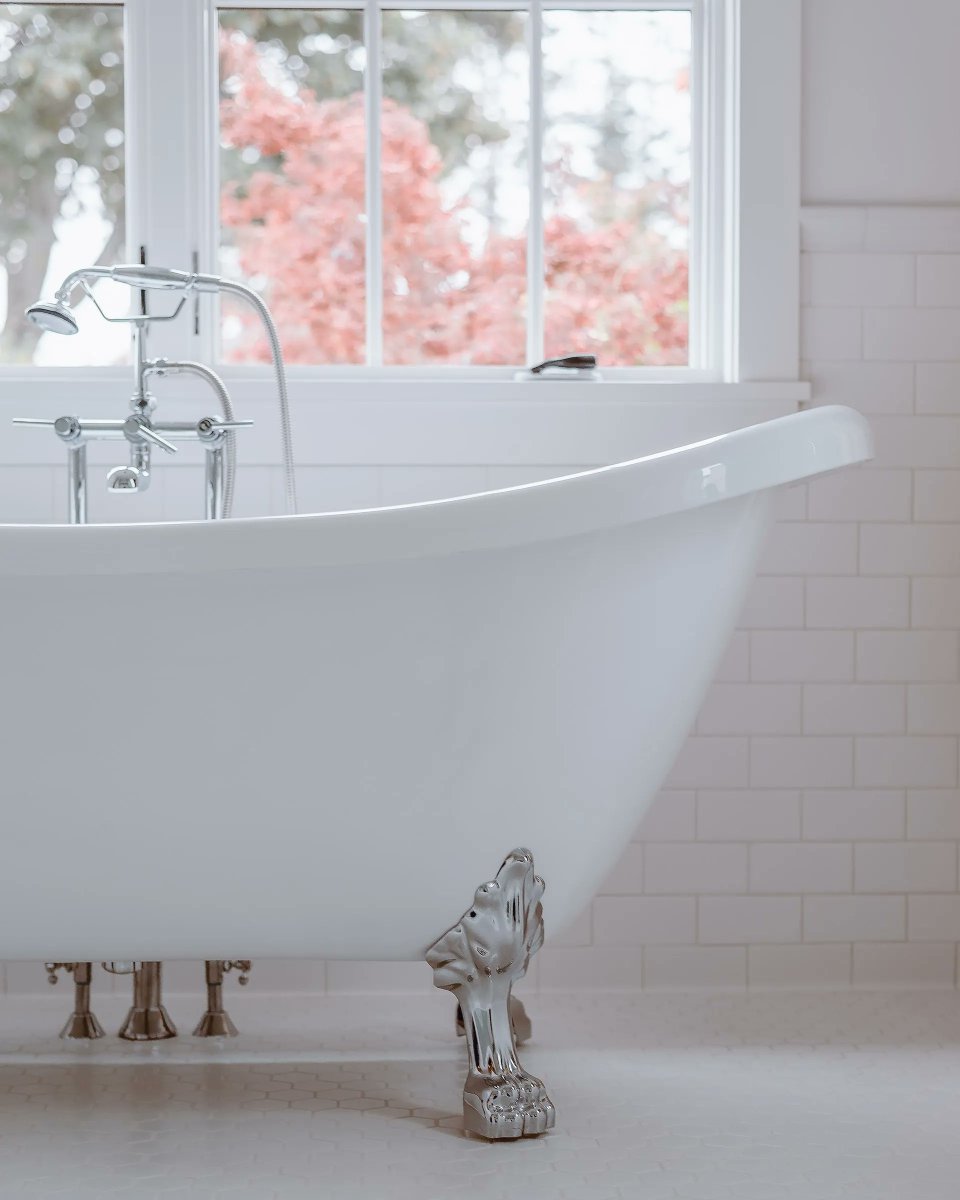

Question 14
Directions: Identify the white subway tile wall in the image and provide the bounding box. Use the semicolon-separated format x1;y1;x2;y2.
4;205;960;996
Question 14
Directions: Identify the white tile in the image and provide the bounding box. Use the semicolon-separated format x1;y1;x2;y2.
664;737;749;790
4;962;69;996
644;843;747;895
699;897;801;944
908;684;960;734
860;523;960;575
697;791;801;842
751;631;855;682
536;945;643;990
597;844;644;895
750;843;852;894
916;363;960;414
807;468;912;522
803;895;905;942
806;577;909;630
0;467;57;524
864;309;960;362
160;960;206;993
914;471;960;522
917;254;960;306
806;360;914;414
696;684;802;735
803;684;905;735
715;631;750;681
643;946;746;991
800;206;867;252
244;960;326;992
634;790;696;842
912;577;960;626
379;466;488;505
593;896;696;946
908;790;960;838
803;790;905;840
773;483;809;522
853;942;956;989
908;894;960;941
864;205;960;252
799;249;815;306
758;523;858;576
295;466;380;513
326;961;429;994
138;467;197;524
856;736;957;788
751;737;854;788
855;842;957;893
7;989;960;1192
800;307;861;360
870;416;960;468
805;253;915;307
748;944;852;989
856;631;959;682
224;465;282;518
738;577;805;629
551;903;592;948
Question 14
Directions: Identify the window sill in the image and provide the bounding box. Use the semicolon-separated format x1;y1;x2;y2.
0;376;809;467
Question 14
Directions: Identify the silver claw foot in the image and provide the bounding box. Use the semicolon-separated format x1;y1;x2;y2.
114;962;177;1041
455;995;532;1046
45;962;105;1040
427;848;555;1140
194;960;251;1037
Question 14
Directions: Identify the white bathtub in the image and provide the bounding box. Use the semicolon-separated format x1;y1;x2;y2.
0;403;871;961
0;403;871;1136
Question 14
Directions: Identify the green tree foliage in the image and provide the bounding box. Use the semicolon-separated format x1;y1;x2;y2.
0;3;124;361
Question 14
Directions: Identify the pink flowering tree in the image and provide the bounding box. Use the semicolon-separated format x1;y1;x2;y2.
220;32;688;366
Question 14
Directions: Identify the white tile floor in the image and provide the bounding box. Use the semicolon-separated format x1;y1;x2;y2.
0;988;958;1199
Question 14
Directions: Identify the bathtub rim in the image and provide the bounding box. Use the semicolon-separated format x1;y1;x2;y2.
0;405;871;577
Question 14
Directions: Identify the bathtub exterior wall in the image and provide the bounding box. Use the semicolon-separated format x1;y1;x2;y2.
2;205;959;992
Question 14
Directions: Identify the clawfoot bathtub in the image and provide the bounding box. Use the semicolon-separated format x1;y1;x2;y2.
0;404;870;1139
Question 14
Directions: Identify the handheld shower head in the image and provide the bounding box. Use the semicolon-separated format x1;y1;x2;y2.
25;300;79;336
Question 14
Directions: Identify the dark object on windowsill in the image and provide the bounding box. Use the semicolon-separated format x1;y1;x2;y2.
530;355;597;374
517;355;603;381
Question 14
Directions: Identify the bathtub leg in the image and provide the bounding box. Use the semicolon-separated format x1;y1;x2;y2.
426;848;555;1140
117;962;177;1041
194;960;251;1037
455;996;532;1046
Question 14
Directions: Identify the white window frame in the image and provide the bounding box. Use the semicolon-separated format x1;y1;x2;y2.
0;0;806;469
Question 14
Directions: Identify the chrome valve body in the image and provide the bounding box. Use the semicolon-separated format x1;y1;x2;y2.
14;317;251;523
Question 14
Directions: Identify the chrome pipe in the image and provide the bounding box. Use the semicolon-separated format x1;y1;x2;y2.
45;962;105;1040
117;962;177;1041
145;361;238;518
205;445;224;521
67;444;87;525
193;960;238;1038
60;962;104;1040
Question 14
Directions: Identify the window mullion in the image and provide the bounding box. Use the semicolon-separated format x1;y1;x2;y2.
526;0;544;368
364;0;384;367
124;0;207;362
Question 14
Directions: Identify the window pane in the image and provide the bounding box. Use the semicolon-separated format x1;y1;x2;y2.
219;8;365;365
381;10;527;365
0;3;126;365
543;10;691;366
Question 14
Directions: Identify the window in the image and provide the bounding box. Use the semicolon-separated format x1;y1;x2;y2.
0;2;126;365
0;0;803;419
217;5;691;369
